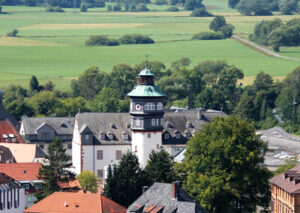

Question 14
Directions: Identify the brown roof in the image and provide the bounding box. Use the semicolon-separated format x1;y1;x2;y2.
25;192;127;213
270;164;300;194
0;120;24;143
0;162;41;181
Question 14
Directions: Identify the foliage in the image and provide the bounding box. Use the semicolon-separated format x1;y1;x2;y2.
85;35;120;46
279;0;299;14
29;75;40;93
77;170;99;193
135;3;149;11
56;97;89;116
184;0;204;10
236;0;273;16
36;139;74;201
88;87;121;112
103;152;146;207
192;32;225;40
45;6;65;12
171;57;191;69
167;6;179;11
220;24;234;38
80;3;88;12
274;156;298;176
113;4;122;11
155;0;167;5
209;16;226;32
5;100;34;120
228;0;240;8
145;149;176;185
190;8;213;17
6;29;18;37
119;34;154;44
182;116;272;212
28;91;60;116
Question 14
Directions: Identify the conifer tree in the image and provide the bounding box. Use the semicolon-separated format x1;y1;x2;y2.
36;139;74;201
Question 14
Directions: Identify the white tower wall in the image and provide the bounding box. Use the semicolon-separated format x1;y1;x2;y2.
131;131;162;167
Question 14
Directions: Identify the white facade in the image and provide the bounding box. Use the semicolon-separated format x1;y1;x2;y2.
131;131;162;167
0;185;25;213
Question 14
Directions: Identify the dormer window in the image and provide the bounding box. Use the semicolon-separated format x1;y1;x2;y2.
165;134;169;139
145;103;155;110
185;133;190;138
126;123;131;128
157;102;163;110
100;133;105;140
166;122;172;128
175;133;180;139
123;134;128;140
108;133;113;140
60;122;67;128
187;122;193;128
110;123;116;129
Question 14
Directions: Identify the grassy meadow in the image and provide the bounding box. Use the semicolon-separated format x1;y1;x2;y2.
0;1;300;90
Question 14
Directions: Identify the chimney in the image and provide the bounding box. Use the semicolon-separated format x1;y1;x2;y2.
142;186;148;193
172;181;181;199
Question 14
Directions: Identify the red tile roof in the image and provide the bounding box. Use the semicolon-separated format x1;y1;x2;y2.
0;162;41;181
0;120;24;143
24;192;127;213
58;179;81;190
270;164;300;194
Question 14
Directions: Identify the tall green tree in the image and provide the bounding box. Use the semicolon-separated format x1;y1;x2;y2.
88;87;121;112
209;16;226;32
145;149;176;185
103;152;146;207
182;116;272;212
29;75;40;93
28;91;60;116
36;139;74;201
228;0;240;8
77;170;99;193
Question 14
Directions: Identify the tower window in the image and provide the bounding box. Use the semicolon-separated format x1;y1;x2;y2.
136;119;141;126
165;134;169;139
161;118;164;126
151;119;156;126
116;150;122;160
157;102;163;110
157;144;159;149
135;146;138;152
156;118;159;126
148;133;151;138
145;103;155;110
176;133;180;139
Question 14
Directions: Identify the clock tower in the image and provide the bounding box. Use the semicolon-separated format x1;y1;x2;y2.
127;67;166;167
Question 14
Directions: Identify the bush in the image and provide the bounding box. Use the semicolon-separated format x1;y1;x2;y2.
167;6;179;11
155;0;168;5
190;8;213;17
80;4;88;12
113;4;121;11
254;9;273;16
136;3;149;11
45;6;65;12
107;5;112;11
85;35;120;46
94;0;105;7
0;6;2;14
192;32;225;40
119;34;154;44
6;29;19;37
220;24;234;38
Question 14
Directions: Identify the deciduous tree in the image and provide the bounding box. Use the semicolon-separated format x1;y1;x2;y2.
77;170;99;193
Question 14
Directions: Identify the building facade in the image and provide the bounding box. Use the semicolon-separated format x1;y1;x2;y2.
270;165;300;213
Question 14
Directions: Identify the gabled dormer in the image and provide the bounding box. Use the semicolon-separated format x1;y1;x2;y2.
36;122;56;141
80;124;93;145
99;131;106;140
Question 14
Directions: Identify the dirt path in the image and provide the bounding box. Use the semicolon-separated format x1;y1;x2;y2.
232;35;300;62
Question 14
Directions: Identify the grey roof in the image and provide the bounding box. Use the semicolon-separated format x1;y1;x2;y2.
0;104;18;127
76;109;226;146
127;182;207;213
21;116;74;135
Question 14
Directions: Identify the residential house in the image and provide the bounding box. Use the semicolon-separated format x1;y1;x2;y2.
20;116;74;156
270;164;300;213
0;172;25;212
127;181;206;213
0;120;24;144
25;191;127;213
0;163;42;208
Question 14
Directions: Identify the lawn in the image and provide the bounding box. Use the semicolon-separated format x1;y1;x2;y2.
0;2;299;90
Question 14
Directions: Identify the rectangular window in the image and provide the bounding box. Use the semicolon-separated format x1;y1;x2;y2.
135;146;138;152
98;169;104;178
136;119;141;126
156;118;159;126
151;119;156;126
160;118;164;126
147;133;151;138
97;150;103;160
165;134;169;139
116;150;122;160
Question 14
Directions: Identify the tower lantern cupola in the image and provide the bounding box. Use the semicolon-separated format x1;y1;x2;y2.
127;67;166;167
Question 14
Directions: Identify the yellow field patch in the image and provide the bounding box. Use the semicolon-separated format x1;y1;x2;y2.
238;76;285;86
0;37;67;46
20;23;145;30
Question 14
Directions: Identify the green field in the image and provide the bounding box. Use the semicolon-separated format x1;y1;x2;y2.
0;2;300;90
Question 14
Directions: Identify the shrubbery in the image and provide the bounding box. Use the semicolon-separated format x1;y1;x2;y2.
119;34;154;44
190;8;213;17
45;6;65;12
85;35;120;46
80;4;88;12
167;6;179;11
135;3;149;11
209;16;234;38
113;4;122;11
6;29;19;37
155;0;168;5
192;32;225;40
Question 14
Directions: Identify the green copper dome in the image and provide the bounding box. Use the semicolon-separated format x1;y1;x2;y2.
127;85;166;97
139;67;154;76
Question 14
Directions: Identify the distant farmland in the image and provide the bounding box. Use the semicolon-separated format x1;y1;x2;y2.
0;2;299;90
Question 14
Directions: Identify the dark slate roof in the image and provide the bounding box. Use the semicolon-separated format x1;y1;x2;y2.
76;109;226;146
76;113;131;145
127;182;207;213
21;116;74;135
0;145;16;163
0;104;18;127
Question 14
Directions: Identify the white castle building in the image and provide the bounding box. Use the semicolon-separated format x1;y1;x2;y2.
71;68;226;179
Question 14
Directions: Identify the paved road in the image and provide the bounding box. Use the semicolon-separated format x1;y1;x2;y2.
232;35;300;62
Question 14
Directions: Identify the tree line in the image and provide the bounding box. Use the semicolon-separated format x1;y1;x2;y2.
2;59;300;134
